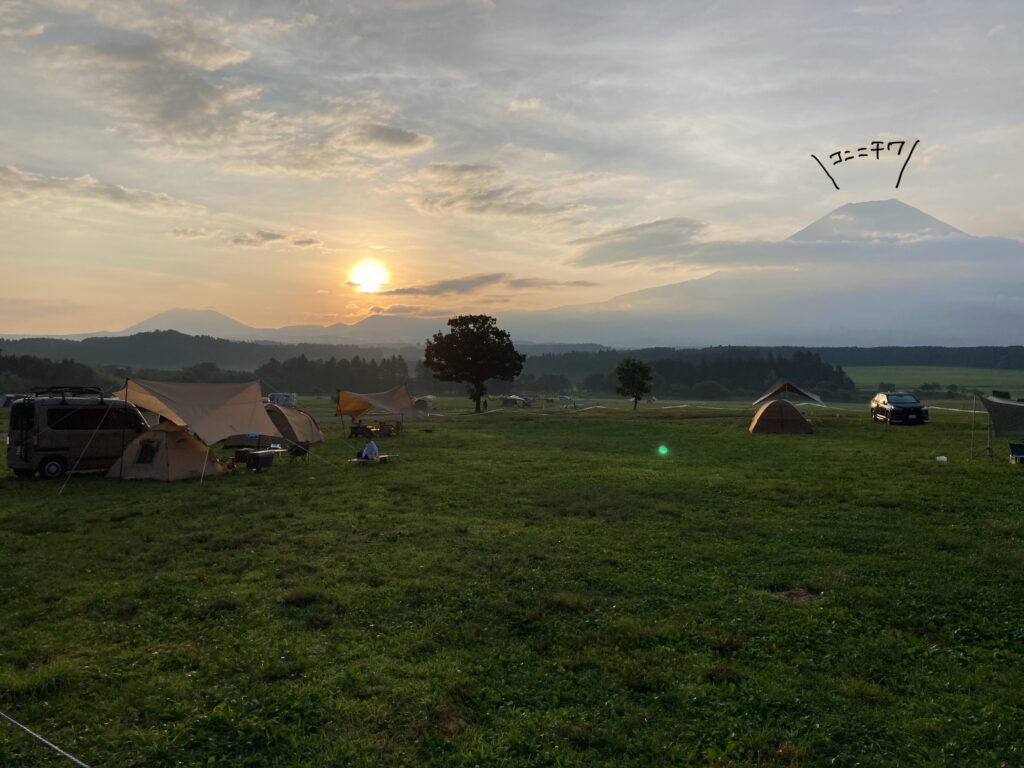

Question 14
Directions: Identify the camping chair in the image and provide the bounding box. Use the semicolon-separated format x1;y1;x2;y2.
289;441;310;463
1009;443;1024;464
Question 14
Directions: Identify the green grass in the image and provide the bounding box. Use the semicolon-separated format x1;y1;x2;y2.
2;399;1023;767
845;365;1024;395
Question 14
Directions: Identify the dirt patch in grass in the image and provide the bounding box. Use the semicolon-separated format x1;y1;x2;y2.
774;588;824;603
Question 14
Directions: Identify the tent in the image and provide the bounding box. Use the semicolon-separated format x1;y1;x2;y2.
224;404;324;448
115;379;281;446
749;399;813;434
752;378;824;407
413;395;436;411
980;396;1024;437
335;383;420;419
107;422;223;481
502;395;528;408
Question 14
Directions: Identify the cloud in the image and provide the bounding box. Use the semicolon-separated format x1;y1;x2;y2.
230;230;286;247
377;273;599;296
507;98;546;113
368;304;425;315
567;218;707;266
291;237;323;247
0;165;202;214
169;227;222;239
504;278;598;289
352;124;433;155
380;273;508;295
404;163;582;219
40;13;431;178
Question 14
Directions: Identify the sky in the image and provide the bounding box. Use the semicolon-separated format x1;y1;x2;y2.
0;0;1021;334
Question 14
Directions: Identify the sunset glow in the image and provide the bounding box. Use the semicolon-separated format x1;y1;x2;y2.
349;261;389;293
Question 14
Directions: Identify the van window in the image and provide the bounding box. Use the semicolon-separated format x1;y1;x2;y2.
46;406;142;431
11;404;33;430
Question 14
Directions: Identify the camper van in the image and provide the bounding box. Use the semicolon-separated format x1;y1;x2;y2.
6;386;148;478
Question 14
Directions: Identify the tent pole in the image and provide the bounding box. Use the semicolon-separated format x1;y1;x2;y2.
119;376;128;481
970;394;977;460
200;447;210;483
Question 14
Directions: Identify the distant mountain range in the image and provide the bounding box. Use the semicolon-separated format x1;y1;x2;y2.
5;199;1023;347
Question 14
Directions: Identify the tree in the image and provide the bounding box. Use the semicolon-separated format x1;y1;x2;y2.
424;315;526;412
615;358;652;410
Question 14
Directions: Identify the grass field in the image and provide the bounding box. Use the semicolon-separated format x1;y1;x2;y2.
845;365;1024;395
2;399;1023;767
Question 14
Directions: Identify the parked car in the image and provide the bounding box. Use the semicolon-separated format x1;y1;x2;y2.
870;391;929;425
6;386;148;478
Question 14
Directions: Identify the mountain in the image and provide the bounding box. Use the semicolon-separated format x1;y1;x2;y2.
6;200;1023;347
787;198;963;243
121;308;270;338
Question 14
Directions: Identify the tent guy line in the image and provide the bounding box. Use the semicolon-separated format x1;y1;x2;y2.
0;710;93;768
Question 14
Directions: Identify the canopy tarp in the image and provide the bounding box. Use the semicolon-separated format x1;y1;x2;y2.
752;377;824;407
115;379;281;446
980;396;1024;437
335;383;420;419
749;399;813;434
107;422;222;481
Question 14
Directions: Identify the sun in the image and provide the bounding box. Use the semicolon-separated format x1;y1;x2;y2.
349;260;389;293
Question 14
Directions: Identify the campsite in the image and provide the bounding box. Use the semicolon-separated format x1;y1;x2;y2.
2;393;1022;767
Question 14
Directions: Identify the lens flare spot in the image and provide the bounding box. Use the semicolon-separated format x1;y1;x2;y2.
658;445;669;456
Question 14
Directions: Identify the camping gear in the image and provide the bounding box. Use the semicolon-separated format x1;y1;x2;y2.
748;399;813;434
335;384;420;419
115;379;281;446
224;404;323;448
413;395;436;410
106;422;222;481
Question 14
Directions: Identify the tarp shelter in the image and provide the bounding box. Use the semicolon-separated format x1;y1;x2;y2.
980;396;1024;437
107;422;223;481
224;404;324;448
335;383;420;419
749;399;813;434
115;379;280;446
502;395;528;407
752;378;824;407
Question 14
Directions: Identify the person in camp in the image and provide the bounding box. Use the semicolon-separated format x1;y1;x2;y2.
357;436;380;462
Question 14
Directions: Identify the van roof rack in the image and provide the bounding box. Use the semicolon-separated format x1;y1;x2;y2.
30;386;105;396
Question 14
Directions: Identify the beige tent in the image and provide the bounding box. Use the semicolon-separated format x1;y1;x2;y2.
115;379;281;446
224;404;325;448
413;395;436;410
107;422;223;481
752;378;824;407
335;384;420;419
749;399;813;434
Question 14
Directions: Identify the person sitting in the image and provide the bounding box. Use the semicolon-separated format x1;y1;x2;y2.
356;436;380;463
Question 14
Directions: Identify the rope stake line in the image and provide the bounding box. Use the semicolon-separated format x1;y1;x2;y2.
0;710;93;768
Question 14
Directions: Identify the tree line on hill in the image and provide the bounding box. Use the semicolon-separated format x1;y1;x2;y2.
0;330;407;371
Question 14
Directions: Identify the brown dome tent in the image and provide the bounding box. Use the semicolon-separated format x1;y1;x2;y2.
749;399;813;434
748;377;821;434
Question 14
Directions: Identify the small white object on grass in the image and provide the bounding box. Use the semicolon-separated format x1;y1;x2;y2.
935;456;947;462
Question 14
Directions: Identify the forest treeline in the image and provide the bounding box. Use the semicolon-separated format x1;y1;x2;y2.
0;330;406;371
2;346;854;400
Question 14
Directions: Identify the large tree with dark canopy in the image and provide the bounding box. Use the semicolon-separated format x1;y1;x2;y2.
424;315;526;412
615;357;653;410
